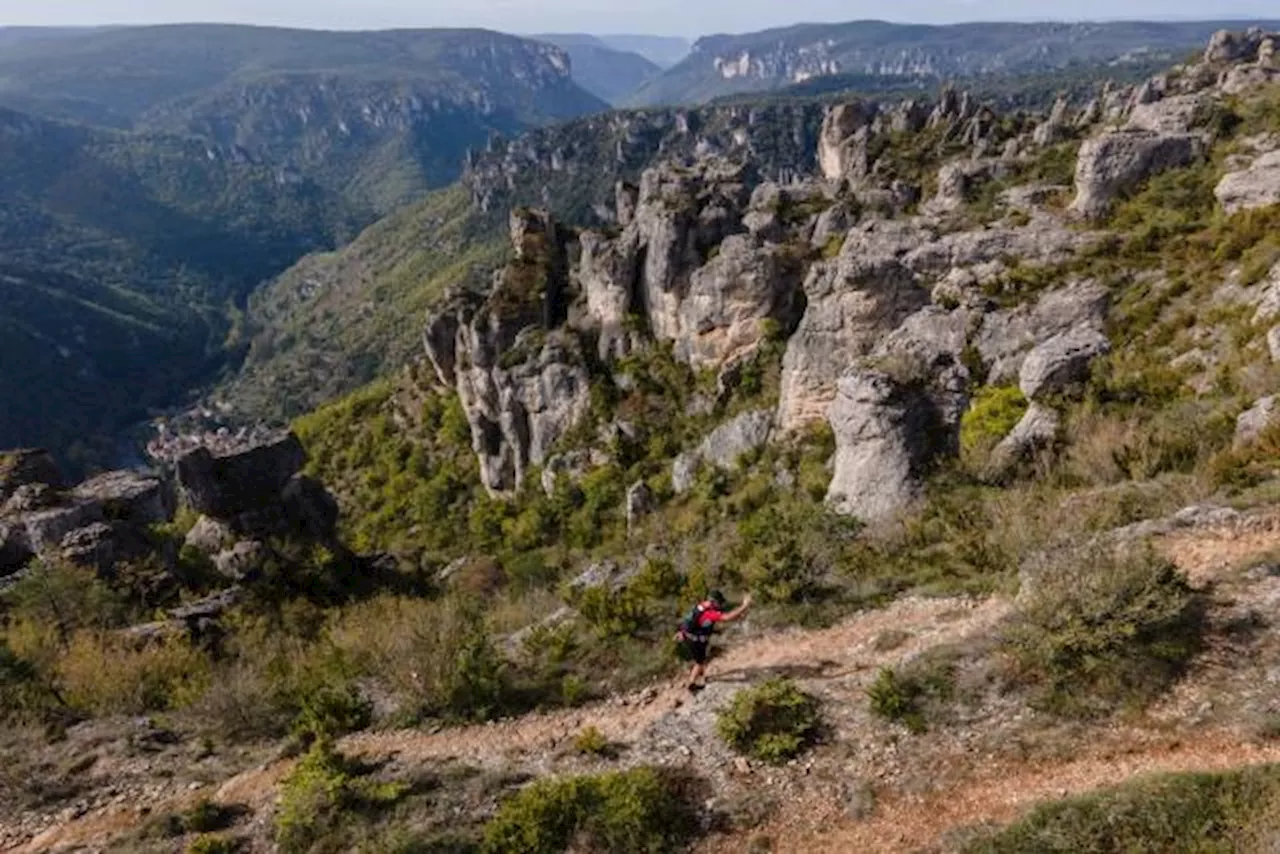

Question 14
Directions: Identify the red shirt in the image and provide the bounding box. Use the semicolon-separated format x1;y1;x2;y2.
689;602;725;640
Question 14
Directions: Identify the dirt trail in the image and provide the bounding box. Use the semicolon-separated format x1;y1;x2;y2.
710;733;1280;853
9;509;1280;854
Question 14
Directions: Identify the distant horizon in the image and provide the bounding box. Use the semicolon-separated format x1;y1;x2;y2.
2;11;1279;41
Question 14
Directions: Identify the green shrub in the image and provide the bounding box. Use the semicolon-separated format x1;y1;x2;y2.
187;834;242;854
1001;546;1205;718
963;764;1280;853
866;651;956;735
572;726;614;758
275;740;407;854
289;682;373;744
717;678;821;764
481;767;698;854
961;386;1029;457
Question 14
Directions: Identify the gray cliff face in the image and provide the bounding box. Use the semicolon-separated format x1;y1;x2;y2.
422;29;1280;512
825;367;968;522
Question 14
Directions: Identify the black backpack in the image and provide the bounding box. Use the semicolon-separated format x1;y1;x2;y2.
679;602;711;639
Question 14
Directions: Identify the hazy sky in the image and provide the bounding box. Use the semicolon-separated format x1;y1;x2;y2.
2;0;1278;38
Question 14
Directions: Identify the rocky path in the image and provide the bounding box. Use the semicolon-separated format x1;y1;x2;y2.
9;508;1280;854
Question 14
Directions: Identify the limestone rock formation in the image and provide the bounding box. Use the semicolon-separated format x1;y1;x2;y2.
0;449;62;503
818;101;878;182
1018;327;1112;401
676;234;804;370
825;367;968;522
974;280;1110;385
1070;131;1204;220
777;220;929;430
672;410;774;494
73;471;174;527
176;430;306;519
987;404;1061;480
1236;396;1278;447
1216;150;1280;214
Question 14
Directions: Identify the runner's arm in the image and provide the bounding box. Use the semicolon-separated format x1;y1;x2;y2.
721;593;753;623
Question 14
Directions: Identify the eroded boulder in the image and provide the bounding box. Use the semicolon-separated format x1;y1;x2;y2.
176;431;306;519
0;449;62;502
826;367;968;522
1070;132;1203;220
73;471;174;527
987;404;1061;480
672;410;774;494
975;280;1110;384
1019;327;1112;401
1216;150;1280;214
1236;396;1278;447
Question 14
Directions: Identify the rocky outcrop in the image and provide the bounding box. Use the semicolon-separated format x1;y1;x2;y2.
1018;327;1112;401
818;101;878;182
825;367;968;521
73;471;174;527
1070;131;1204;220
987;404;1061;481
1236;396;1278;447
778;217;1098;431
460;330;592;493
1125;94;1209;135
777;221;930;430
672;410;774;494
176;430;306;519
1216;150;1280;214
676;234;804;369
0;449;62;503
974;280;1110;385
928;159;1009;213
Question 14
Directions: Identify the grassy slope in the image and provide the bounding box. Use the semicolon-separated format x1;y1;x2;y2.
223;186;508;420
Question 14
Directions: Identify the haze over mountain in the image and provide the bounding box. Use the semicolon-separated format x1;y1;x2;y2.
532;34;663;105
0;23;608;466
628;19;1280;105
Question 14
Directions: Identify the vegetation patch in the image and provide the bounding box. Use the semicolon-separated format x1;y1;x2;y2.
961;386;1030;459
867;649;959;734
275;740;408;854
481;767;700;854
1000;545;1206;718
717;678;822;764
962;764;1280;853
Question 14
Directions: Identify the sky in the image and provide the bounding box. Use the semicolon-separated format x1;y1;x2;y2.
1;0;1278;38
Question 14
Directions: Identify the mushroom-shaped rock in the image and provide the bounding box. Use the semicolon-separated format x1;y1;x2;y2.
825;367;967;522
1019;328;1111;402
176;431;306;519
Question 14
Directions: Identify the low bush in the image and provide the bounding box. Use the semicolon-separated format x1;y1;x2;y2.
1001;545;1205;717
572;726;615;758
717;678;821;764
275;740;407;854
962;764;1280;853
961;386;1029;460
187;835;242;854
481;767;698;854
867;650;957;734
